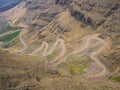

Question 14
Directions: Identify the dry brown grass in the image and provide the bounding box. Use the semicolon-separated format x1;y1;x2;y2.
0;49;120;90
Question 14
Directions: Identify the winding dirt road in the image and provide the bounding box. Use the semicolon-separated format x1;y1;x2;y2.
49;39;66;67
87;37;108;78
18;30;109;78
30;38;66;66
31;39;66;56
70;35;109;78
17;29;27;54
70;35;91;55
43;39;66;57
30;41;46;55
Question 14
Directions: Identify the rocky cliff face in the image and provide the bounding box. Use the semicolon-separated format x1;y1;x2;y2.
0;0;66;27
56;0;120;46
68;0;119;27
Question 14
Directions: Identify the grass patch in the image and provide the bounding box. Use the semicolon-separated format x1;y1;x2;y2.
0;31;21;42
24;46;35;53
47;38;56;43
46;52;59;61
2;36;19;48
0;22;23;34
67;64;86;75
30;55;41;60
46;48;61;60
108;76;120;82
2;42;10;48
59;55;89;75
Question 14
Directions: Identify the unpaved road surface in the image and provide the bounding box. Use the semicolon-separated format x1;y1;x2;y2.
17;30;27;53
30;41;46;55
87;37;109;78
49;39;66;67
70;35;109;78
18;32;109;78
31;39;66;56
30;38;66;68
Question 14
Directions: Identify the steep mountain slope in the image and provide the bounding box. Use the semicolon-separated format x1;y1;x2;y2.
0;1;27;25
0;0;120;89
18;0;65;25
0;0;67;49
18;0;120;78
0;0;66;26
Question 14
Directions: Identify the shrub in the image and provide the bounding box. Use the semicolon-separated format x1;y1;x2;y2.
108;76;120;82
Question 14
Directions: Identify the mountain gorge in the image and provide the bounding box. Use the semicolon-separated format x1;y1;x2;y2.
0;0;120;90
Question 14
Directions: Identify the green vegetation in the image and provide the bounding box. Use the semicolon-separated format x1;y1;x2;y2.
0;31;21;42
59;55;88;75
67;64;86;75
0;21;23;34
103;48;120;74
24;45;36;54
47;38;56;43
46;49;61;60
0;21;23;48
2;42;10;48
108;76;120;82
0;31;21;48
46;52;59;61
0;22;12;33
110;0;120;2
